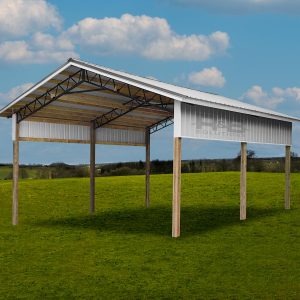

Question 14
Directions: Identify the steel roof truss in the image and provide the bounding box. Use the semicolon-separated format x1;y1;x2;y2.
14;68;174;127
149;116;174;134
15;69;85;122
80;70;173;129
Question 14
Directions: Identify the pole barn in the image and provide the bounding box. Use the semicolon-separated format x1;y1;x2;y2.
1;58;299;237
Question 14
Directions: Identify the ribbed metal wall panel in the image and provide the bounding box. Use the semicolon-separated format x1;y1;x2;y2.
19;121;145;145
95;127;145;145
181;103;292;145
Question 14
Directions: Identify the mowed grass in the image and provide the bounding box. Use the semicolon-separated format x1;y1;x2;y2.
0;172;299;299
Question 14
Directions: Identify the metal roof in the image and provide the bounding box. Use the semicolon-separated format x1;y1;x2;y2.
0;58;299;125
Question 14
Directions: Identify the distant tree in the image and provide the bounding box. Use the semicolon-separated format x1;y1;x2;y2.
49;162;69;167
291;151;298;158
181;163;190;173
75;166;89;177
38;168;51;179
138;160;144;170
4;171;13;180
20;168;29;179
236;149;256;159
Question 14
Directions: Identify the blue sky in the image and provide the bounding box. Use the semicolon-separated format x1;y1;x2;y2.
1;0;300;164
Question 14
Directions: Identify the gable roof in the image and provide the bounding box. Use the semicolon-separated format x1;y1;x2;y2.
0;58;299;124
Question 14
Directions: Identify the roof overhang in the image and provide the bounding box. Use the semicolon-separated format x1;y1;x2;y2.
1;58;299;127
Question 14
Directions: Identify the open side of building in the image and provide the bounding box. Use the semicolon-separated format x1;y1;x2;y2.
1;58;299;237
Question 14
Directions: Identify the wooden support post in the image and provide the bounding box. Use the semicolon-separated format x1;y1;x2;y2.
145;128;150;208
12;117;19;225
240;142;247;220
172;137;182;238
285;145;291;209
90;122;96;215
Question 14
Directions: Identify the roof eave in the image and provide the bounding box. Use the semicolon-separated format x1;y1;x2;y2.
1;58;300;124
0;60;73;117
69;59;300;123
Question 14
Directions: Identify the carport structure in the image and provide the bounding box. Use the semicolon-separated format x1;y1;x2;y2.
0;58;299;237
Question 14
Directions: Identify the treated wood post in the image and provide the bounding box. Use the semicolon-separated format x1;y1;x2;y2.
90;122;96;215
172;137;182;238
145;128;150;208
285;145;291;209
240;142;247;220
12;115;19;225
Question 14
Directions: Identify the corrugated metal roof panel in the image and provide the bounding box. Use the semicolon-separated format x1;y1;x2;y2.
0;58;299;123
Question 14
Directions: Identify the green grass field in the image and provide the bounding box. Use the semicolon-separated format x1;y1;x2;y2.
0;172;299;299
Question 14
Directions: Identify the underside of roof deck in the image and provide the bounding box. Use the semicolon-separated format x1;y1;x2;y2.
0;58;299;147
0;63;174;133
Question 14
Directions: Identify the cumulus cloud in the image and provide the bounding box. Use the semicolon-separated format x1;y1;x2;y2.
0;13;229;64
0;83;33;107
0;0;62;38
0;0;75;64
0;33;78;64
32;32;74;51
272;87;300;101
188;67;225;88
241;85;300;109
63;14;229;61
174;0;300;14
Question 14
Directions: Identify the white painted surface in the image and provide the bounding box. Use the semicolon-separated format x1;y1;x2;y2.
174;100;181;137
95;127;145;145
181;103;292;145
19;121;145;145
1;58;299;123
12;114;17;141
69;59;300;122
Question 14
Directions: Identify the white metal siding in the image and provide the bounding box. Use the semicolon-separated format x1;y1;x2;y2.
181;103;292;145
95;127;145;145
19;121;145;145
174;101;181;137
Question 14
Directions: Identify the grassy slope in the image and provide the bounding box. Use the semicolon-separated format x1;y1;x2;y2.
0;172;299;299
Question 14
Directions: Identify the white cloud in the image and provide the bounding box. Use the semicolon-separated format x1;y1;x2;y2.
0;0;76;64
0;13;229;64
32;32;74;51
188;67;225;88
0;34;78;64
0;83;33;107
241;85;300;108
272;87;300;101
0;0;62;38
63;14;229;61
143;31;229;60
175;0;300;14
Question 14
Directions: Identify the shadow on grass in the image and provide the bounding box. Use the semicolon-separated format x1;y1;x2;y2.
35;205;284;237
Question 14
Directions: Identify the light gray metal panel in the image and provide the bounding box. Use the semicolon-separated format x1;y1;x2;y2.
19;121;90;141
19;121;145;145
95;127;145;145
181;103;292;145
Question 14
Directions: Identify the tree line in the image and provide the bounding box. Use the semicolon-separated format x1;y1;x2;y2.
0;150;299;180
